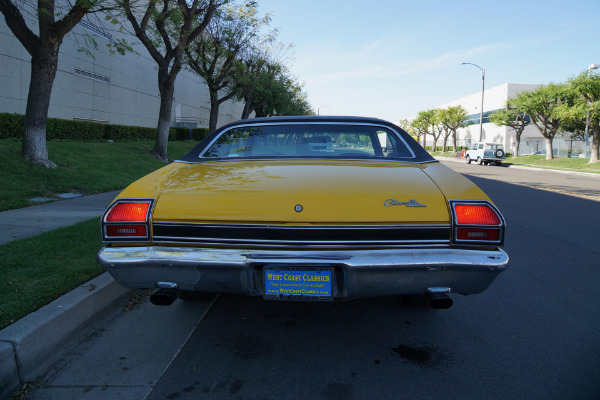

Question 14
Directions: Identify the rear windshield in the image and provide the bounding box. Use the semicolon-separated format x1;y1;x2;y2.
200;124;414;159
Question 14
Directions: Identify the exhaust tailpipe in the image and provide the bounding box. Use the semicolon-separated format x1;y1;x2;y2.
150;289;178;306
429;293;453;309
427;287;453;309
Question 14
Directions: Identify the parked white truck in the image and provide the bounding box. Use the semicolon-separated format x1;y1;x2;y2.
465;142;506;166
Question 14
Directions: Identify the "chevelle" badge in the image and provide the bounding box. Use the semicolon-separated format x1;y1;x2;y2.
384;199;427;207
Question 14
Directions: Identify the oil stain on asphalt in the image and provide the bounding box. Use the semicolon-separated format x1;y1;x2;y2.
391;343;453;369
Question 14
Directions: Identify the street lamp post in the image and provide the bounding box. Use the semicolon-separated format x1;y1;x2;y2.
461;62;485;142
584;64;600;158
317;106;330;115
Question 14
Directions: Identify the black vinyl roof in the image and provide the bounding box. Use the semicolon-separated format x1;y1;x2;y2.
178;115;435;163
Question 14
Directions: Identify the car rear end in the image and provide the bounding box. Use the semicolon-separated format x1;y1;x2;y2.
97;117;509;306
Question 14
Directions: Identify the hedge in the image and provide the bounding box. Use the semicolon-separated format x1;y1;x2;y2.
424;146;468;152
0;113;208;141
191;128;210;141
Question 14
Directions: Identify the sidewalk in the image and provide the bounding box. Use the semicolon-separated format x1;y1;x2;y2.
0;191;120;245
0;191;136;399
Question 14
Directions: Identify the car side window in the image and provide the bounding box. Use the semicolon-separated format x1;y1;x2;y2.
382;130;412;158
478;144;483;150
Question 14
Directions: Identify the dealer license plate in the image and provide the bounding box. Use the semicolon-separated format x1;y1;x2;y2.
263;266;333;301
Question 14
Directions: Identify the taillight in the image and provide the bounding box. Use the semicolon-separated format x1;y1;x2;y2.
450;201;504;245
102;199;153;241
454;204;501;225
105;202;149;222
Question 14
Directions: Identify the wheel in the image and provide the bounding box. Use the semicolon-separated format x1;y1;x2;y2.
466;155;471;164
483;161;489;166
477;157;483;165
494;149;505;158
495;161;501;166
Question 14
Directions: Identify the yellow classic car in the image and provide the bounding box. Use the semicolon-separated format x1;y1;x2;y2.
98;116;508;308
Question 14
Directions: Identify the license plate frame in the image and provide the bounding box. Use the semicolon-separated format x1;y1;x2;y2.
263;265;333;301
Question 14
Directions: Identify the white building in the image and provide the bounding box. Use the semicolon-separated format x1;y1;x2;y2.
0;15;246;130
430;83;588;157
436;83;541;154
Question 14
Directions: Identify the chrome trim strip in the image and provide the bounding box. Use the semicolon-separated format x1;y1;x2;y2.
147;240;449;249
151;222;451;247
152;237;449;244
197;122;417;159
151;237;448;247
152;222;451;229
184;158;441;165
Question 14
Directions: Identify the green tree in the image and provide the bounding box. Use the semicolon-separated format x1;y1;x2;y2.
397;119;417;141
254;73;313;116
411;109;436;149
510;84;568;160
441;106;468;154
429;109;445;151
558;71;600;163
186;2;269;132
0;0;122;167
114;0;226;161
489;103;530;157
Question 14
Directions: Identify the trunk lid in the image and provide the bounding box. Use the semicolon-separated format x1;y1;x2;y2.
152;160;450;225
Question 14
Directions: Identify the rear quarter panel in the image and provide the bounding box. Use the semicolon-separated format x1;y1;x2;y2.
419;161;492;202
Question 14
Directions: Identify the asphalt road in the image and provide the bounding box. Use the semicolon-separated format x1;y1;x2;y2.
28;162;600;400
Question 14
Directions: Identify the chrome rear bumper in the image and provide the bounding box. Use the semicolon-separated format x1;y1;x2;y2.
97;246;509;298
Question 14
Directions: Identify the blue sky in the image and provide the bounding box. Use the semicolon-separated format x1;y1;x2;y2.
256;0;600;122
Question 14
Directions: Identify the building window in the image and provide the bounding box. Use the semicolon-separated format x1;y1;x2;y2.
73;68;110;84
78;20;112;41
72;117;109;123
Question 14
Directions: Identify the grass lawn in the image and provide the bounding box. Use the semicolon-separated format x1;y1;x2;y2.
0;140;199;329
0;218;102;329
503;155;600;173
0;140;198;212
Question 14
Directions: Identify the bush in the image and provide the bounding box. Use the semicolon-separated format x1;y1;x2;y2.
104;124;155;141
191;128;210;141
0;113;205;141
46;119;105;141
169;127;191;141
0;113;24;139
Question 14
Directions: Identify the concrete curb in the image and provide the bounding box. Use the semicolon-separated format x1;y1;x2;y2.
0;272;134;398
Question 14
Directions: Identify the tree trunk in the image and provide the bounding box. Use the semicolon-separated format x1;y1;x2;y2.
209;91;219;133
154;69;177;162
241;99;253;119
590;125;599;163
515;136;521;157
544;136;554;160
22;42;60;168
451;131;457;155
